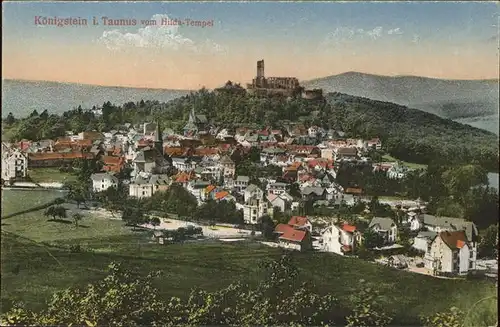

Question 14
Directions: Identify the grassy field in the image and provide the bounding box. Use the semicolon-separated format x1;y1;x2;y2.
27;167;78;183
1;191;497;326
382;154;428;170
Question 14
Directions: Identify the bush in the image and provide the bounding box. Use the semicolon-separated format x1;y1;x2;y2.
69;244;82;253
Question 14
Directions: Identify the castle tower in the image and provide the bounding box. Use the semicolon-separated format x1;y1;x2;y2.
256;59;266;88
257;59;265;78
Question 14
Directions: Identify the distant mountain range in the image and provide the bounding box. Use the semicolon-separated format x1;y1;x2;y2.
1;79;191;119
303;72;499;119
3;74;499;134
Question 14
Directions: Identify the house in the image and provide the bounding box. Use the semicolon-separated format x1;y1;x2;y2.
187;180;211;203
243;198;268;224
28;151;95;168
234;175;250;191
267;182;288;195
335;147;358;161
90;172;118;193
422;215;478;245
405;211;424;231
244;184;263;203
321;223;361;255
424;231;476;275
267;193;291;213
368;217;398;244
274;223;312;251
301;187;326;201
219;155;236;178
387;164;410;179
129;174;169;198
1;144;28;182
288;216;313;233
171;157;194;172
412;231;438;253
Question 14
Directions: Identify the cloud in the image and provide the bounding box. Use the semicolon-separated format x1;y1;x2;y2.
387;28;403;35
323;26;402;46
98;14;225;54
411;34;420;44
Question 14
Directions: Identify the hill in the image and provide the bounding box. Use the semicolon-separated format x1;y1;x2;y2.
303;72;499;131
1;231;497;326
323;92;499;171
1;79;191;118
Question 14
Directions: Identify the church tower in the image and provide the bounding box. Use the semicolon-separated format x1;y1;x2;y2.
154;121;163;155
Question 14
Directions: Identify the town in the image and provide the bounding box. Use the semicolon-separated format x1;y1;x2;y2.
2;62;497;282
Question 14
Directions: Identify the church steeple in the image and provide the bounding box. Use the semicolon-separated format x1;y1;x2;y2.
154;120;163;154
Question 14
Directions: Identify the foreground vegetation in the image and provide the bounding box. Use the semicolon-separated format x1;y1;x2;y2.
1;228;497;326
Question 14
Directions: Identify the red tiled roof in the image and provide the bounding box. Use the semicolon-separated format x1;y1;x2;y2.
345;188;363;195
175;172;193;183
194;147;219;156
28;152;94;161
75;139;92;147
205;185;216;193
288;216;309;227
342;224;357;233
215;191;229;200
279;228;307;242
164;147;186;156
440;231;468;250
101;155;124;166
274;223;290;234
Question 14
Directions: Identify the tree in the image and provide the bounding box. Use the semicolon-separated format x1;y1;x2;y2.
346;279;393;327
478;224;499;258
156;184;197;217
420;306;463;327
441;164;488;203
4;112;15;125
150;217;161;230
122;206;146;231
72;213;83;228
44;206;67;221
258;215;276;240
65;181;88;209
363;228;384;249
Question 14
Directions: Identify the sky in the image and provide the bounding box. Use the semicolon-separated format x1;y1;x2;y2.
2;1;499;89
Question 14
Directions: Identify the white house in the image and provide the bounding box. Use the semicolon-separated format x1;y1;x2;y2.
368;217;398;244
424;230;476;275
267;182;288;195
90;172;118;193
244;184;263;203
129;174;169;198
243;198;268;225
1;144;28;182
187;180;211;204
234;175;250;191
171;157;193;172
321;223;361;255
412;231;438;253
219;155;236;179
405;211;424;231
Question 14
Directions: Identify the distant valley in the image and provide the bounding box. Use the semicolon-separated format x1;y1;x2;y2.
304;72;499;134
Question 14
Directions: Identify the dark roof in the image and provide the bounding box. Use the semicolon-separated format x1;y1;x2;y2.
440;231;468;250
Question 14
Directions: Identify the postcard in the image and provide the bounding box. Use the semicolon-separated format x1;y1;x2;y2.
1;1;499;327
